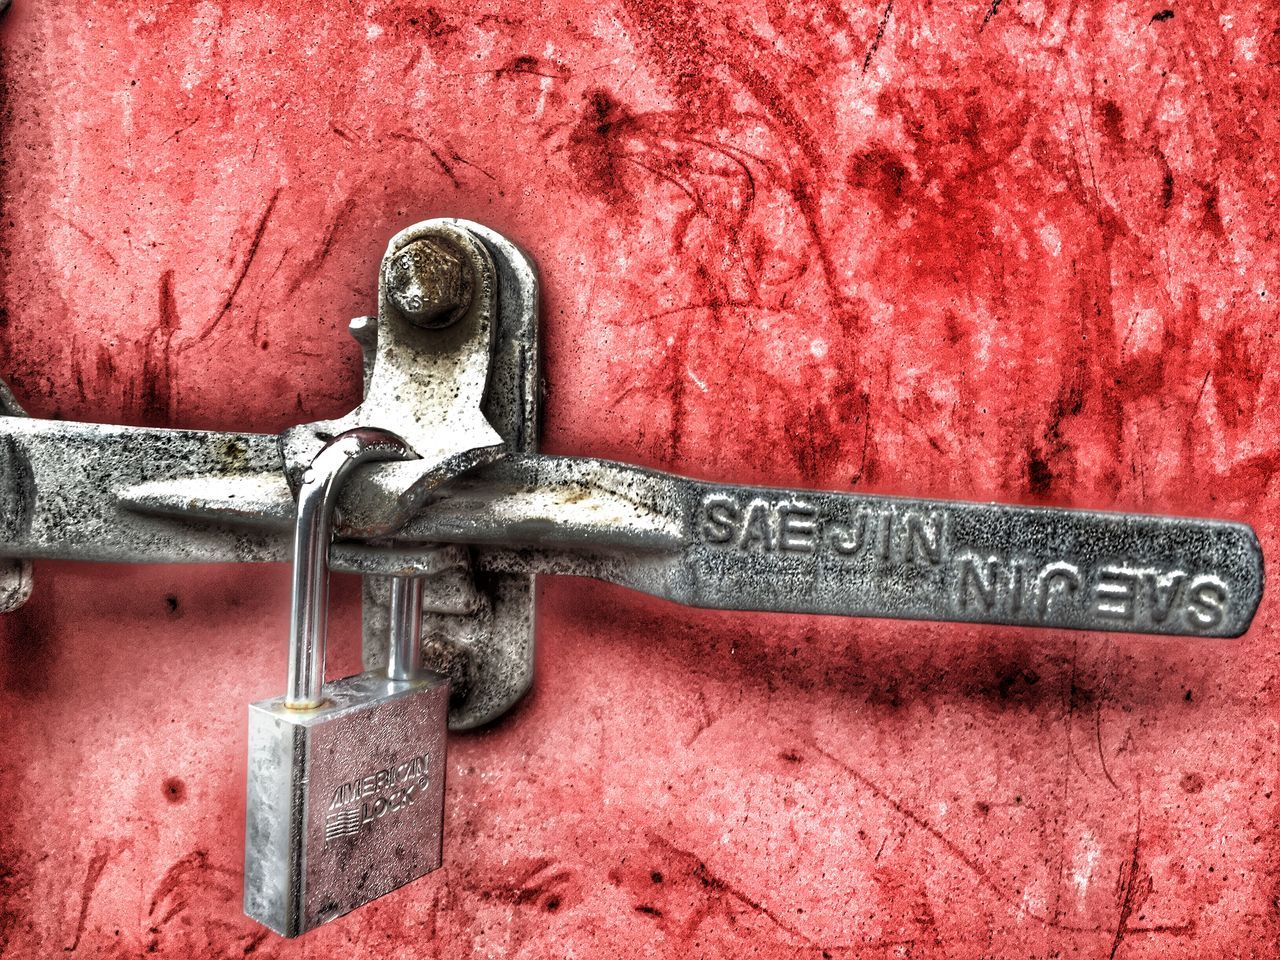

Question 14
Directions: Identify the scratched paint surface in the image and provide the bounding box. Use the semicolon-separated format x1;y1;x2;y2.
0;0;1277;956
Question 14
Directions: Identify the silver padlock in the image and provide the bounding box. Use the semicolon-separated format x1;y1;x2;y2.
244;428;449;937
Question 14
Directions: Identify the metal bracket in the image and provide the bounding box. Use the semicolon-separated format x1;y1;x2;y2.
0;219;1265;733
280;220;509;538
354;221;539;729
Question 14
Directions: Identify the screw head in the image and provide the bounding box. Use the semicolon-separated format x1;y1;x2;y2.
384;238;474;328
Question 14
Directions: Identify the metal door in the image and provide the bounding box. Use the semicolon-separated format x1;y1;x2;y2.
1;1;1275;956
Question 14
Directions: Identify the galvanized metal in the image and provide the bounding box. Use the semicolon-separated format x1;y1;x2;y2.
0;424;1261;635
0;217;541;729
0;420;1266;723
348;219;540;730
461;457;1264;638
384;237;475;329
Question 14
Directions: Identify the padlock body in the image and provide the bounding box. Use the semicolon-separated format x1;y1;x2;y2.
244;671;448;937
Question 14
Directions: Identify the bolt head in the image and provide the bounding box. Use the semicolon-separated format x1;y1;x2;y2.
385;238;474;328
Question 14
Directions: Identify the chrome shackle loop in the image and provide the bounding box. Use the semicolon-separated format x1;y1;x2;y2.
286;428;416;709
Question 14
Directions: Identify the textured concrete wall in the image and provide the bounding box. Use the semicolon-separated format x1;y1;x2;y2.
1;0;1277;956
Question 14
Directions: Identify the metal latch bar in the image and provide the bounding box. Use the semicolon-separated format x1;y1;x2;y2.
0;218;1264;730
0;421;1260;638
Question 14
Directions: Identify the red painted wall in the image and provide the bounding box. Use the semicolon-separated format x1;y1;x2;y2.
2;0;1277;956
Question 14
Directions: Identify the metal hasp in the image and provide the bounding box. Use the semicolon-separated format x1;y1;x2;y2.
350;220;540;730
279;221;513;536
245;429;448;938
0;217;542;731
0;219;1266;736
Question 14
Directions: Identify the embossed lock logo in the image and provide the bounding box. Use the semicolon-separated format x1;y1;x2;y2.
323;754;432;844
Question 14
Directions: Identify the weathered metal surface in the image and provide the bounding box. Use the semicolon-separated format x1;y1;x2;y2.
0;414;1260;638
0;558;31;613
279;220;505;537
2;0;1278;956
0;417;284;563
384;237;474;329
468;461;1264;638
0;213;543;729
375;219;540;731
0;364;31;611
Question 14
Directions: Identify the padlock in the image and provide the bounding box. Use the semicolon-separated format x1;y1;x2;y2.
244;428;449;938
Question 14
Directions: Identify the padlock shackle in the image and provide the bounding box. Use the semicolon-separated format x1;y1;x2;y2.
387;574;425;682
286;428;416;709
